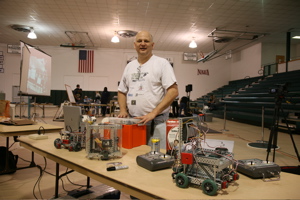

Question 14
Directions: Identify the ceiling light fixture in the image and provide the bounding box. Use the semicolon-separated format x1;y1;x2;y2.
117;30;137;38
292;36;300;39
27;28;37;39
111;31;120;43
189;38;197;48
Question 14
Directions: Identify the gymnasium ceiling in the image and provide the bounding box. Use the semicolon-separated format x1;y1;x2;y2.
0;0;300;59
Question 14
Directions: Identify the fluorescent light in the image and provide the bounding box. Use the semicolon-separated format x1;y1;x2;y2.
189;39;197;48
27;29;37;39
292;36;300;39
111;32;120;43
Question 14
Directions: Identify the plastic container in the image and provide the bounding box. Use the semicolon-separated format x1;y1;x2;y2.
102;117;146;149
205;113;213;122
122;124;146;149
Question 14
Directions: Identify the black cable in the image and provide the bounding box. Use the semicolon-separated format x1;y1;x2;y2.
37;167;44;199
17;156;31;163
39;157;48;198
55;168;85;194
33;165;43;199
32;164;87;198
43;170;55;177
60;178;69;192
32;157;47;200
8;141;16;149
38;126;45;135
65;167;87;188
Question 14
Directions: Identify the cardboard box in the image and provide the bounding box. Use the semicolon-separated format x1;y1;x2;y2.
166;119;179;151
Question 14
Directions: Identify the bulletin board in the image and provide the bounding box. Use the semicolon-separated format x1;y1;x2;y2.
65;84;76;103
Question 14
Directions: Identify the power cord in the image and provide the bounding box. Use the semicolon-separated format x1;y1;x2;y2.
65;167;87;188
31;157;88;199
33;157;47;200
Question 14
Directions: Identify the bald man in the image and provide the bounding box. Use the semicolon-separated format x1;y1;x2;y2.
118;30;178;148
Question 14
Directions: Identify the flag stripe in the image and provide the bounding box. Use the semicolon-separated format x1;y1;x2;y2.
78;50;94;73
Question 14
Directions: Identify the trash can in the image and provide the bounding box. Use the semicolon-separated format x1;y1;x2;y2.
205;113;213;122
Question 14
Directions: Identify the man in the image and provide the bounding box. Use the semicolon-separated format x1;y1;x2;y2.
83;95;92;114
100;87;110;116
172;96;179;117
118;30;178;148
178;96;189;117
73;84;83;103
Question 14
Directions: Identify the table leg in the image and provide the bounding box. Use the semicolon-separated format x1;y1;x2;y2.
30;151;36;167
87;177;90;188
4;137;10;171
17;151;36;170
42;105;45;118
55;163;60;198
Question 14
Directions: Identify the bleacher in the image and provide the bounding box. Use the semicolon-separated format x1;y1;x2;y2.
193;70;300;133
191;76;262;110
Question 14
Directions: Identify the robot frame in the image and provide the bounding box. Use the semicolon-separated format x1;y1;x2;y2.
85;123;122;161
171;117;239;196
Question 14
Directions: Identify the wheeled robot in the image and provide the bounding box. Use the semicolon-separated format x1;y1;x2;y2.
171;117;239;196
54;131;85;152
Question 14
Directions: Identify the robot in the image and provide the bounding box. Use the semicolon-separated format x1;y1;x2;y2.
53;115;93;152
53;131;85;152
171;117;239;196
85;123;122;160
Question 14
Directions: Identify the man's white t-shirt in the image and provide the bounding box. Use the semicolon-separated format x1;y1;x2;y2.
118;55;177;117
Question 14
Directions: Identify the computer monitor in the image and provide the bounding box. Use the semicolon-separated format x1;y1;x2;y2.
63;106;82;132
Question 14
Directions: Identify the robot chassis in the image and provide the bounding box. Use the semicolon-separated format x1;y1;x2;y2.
171;117;239;196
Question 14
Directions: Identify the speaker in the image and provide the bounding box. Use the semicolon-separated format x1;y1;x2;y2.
185;84;193;92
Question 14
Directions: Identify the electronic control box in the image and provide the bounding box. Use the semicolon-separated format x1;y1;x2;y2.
233;158;281;180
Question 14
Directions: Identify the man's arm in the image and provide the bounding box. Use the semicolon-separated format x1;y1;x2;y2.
152;83;179;116
135;83;179;124
117;91;129;118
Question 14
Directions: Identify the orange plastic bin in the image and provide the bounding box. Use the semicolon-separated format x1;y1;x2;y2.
122;124;147;149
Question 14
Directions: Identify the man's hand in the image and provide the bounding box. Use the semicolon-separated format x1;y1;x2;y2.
117;111;129;118
117;91;129;118
134;112;156;125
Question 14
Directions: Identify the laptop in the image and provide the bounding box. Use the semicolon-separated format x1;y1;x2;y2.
63;106;82;132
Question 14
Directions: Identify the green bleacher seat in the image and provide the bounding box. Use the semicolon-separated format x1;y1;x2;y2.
196;70;300;133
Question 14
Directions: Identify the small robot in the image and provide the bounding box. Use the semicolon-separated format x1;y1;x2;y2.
54;131;85;152
53;115;95;152
171;117;239;196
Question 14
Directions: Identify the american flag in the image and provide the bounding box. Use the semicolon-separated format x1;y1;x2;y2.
78;50;94;73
